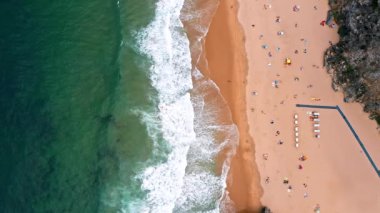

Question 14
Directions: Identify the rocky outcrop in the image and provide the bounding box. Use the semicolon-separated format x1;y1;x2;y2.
325;0;380;125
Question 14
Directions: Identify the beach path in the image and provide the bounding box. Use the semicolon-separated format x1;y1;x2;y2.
238;0;380;212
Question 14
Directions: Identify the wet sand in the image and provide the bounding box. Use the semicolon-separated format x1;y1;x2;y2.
205;0;262;211
206;0;380;212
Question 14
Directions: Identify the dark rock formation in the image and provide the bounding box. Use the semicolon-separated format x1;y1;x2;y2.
325;0;380;125
261;206;272;213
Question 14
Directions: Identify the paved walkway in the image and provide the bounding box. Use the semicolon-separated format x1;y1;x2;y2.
296;104;380;177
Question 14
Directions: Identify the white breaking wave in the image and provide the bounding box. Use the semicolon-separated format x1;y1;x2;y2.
179;0;239;211
175;69;238;212
132;0;196;212
129;0;239;212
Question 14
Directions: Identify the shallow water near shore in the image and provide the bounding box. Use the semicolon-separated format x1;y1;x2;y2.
0;0;237;211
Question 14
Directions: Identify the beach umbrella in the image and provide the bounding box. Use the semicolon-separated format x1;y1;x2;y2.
285;58;292;65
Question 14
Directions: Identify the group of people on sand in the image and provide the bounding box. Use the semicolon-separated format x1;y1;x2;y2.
253;3;326;212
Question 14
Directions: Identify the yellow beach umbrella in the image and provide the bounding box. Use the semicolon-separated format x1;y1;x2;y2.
285;58;292;65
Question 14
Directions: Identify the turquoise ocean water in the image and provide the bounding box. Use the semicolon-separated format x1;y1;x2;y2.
0;0;237;212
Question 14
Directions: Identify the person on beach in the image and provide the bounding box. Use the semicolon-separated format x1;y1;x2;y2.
283;177;289;184
314;204;321;213
263;153;269;160
293;5;300;12
299;155;307;161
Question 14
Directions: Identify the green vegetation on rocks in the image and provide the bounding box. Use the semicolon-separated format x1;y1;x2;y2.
325;0;380;125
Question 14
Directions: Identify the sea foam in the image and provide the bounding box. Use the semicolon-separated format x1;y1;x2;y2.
130;0;238;212
179;0;238;211
132;0;195;212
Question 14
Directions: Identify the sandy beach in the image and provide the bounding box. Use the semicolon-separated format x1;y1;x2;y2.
206;0;380;212
205;0;262;211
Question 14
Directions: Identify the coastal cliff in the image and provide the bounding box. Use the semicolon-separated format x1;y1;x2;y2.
325;0;380;125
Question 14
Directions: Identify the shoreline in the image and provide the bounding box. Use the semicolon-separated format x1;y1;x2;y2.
199;0;380;211
204;0;262;211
